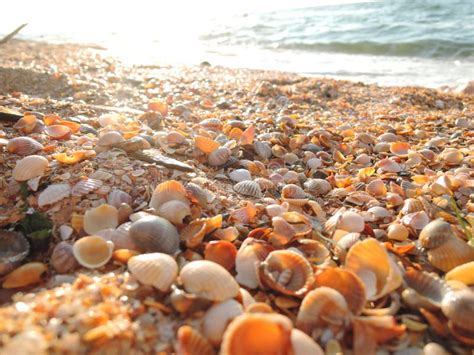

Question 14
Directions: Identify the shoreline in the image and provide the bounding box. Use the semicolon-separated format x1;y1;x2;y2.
0;39;473;353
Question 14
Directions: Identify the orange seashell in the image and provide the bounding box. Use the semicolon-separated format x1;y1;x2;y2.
239;125;255;145
203;299;244;346
150;180;188;210
54;151;87;164
229;201;257;224
14;114;38;133
2;262;47;288
56;119;81;133
112;249;139;264
176;325;215;355
73;236;114;269
228;127;243;140
378;158;402;173
246;302;274;313
148;99;168;116
122;129;141;139
71;212;84;233
352;316;406;354
44;114;61;125
389;142;410;156
204;240;237;270
45;125;71;140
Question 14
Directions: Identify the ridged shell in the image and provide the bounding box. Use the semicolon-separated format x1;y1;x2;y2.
446;262;474;285
233;180;262;198
419;219;453;249
45;125;71;140
204;240;238;271
73;236;114;269
334;232;361;261
258;250;314;298
314;268;367;315
441;289;474;332
203;299;244;346
128;215;180;254
180;260;240;301
6;137;44;155
254;141;272;160
208;147;231;167
427;236;474;273
378;158;402;173
50;241;78;274
2;262;47;289
345;238;403;300
229;169;251;183
281;184;305;199
107;189;132;208
401;211;430;230
0;231;30;276
156;200;191;225
401;198;424;215
127;253;178;291
255;177;275;190
291;329;325;355
303;178;332;196
97;131;124;146
150;180;188;210
12;155;48;181
404;268;452;309
83;204;119;234
195;135;220;153
176;326;215;355
71;178;103;196
296;287;351;335
220;313;293;355
366;179;387;197
235;238;273;289
38;183;71;207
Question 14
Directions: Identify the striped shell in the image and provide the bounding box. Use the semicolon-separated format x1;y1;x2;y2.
128;215;180;254
0;231;30;277
208;147;231;167
127;253;178;291
233;180;262;198
254;141;272;160
195;135;220;153
404;268;452;309
176;326;215;355
303;179;332;196
6;137;44;155
71;178;103;196
281;184;306;199
50;241;78;274
441;289;474;332
12;155;48;181
38;183;71;207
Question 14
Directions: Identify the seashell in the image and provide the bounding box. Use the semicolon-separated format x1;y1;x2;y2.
13;114;38;133
441;289;474;333
306;157;322;169
167;130;186;146
195;135;220;154
150;180;188;210
314;267;367;315
6;137;44;155
220;313;293;355
98;113;121;127
186;183;212;208
446;261;474;285
282;171;299;184
440;149;463;165
367;206;391;221
378;132;398;142
401;211;430;230
90;169;113;181
53;151;88;164
107;189;132;208
338;211;365;233
254;141;272;160
233;180;262;198
0;231;30;276
73;236;114;269
400;198;424;215
208;147;231;167
2;262;47;289
366;179;387;197
51;241;78;274
265;203;288;217
176;325;215;355
345;238;403;300
404;268;451;310
200;118;221;130
423;343;448;355
203;299;244;346
229;169;251;183
283;152;299;165
83;204;119;234
204;240;238;271
112;136;150;152
281;184;305;199
45;125;71;140
12;155;48;181
390;142;410;156
387;223;409;241
38;183;71;207
71;178;103;196
245;302;273;313
180;215;222;248
304;178;332;196
334;232;361;261
296;287;351;335
71;213;84;233
179;260;240;301
97;131;124;146
378;158;401;173
112;249;139;264
254;177;274;190
239;125;255;145
129;215;180;254
258;250;314;297
419;219;474;272
374;142;390;153
127;252;178;291
156;200;191;225
291;329;324;355
354;154;371;165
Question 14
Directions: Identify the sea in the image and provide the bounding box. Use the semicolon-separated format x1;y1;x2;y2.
1;0;473;88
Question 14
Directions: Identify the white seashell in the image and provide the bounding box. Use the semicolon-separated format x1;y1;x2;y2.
7;137;44;156
156;200;191;225
89;169;113;181
71;178;103;196
73;236;114;269
306;157;322;169
59;225;73;240
254;177;275;190
229;169;252;183
38;184;71;207
235;238;272;289
378;158;402;173
12;155;49;181
367;206;391;221
83;204;119;234
338;211;365;233
107;189;132;208
254;141;272;160
203;299;244;346
291;329;324;355
401;211;430;230
304;179;332;196
97;131;124;146
128;253;178;291
233;180;262;198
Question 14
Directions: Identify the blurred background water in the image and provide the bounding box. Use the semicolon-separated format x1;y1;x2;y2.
2;0;473;88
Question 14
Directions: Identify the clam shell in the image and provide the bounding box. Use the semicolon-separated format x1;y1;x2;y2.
45;125;71;140
366;179;387;197
127;253;178;291
128;215;180;254
338;211;365;233
401;198;424;215
180;260;240;301
304;178;332;196
255;177;275;190
306;157;322;169
427;236;474;272
50;241;78;274
220;313;293;355
387;223;409;241
0;231;30;276
2;262;47;289
419;219;453;249
281;184;305;199
446;261;474;285
71;178;103;196
195;135;220;153
441;289;474;332
229;169;251;183
73;236;114;269
6;137;44;155
334;232;361;261
149;180;188;210
291;329;325;355
208;147;231;167
156;200;191;225
97;131;124;146
254;141;272;160
390;142;410;156
404;268;452;309
233;180;262;198
401;211;430;230
204;240;238;271
107;189;132;208
378;158;401;173
176;326;215;355
38;183;71;207
83;204;119;234
235;238;273;288
258;250;314;297
12;155;49;181
345;238;403;300
203;299;244;346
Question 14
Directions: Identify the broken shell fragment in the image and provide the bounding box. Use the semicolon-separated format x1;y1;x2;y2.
127;253;178;292
128;215;180;254
45;125;71;140
12;155;48;181
2;262;47;289
37;183;71;207
83;204;119;235
50;241;78;274
73;236;114;269
0;231;30;276
204;240;237;271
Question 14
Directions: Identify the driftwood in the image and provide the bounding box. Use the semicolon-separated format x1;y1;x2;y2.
0;24;28;45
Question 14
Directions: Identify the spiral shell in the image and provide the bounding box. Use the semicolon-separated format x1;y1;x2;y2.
12;155;48;181
128;215;180;254
73;236;114;269
180;260;240;301
208;147;231;167
202;299;244;346
128;253;178;292
6;137;44;155
233;180;262;198
38;183;71;207
50;241;78;274
83;204;119;235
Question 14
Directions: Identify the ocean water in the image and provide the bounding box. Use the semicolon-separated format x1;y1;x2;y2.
2;0;473;88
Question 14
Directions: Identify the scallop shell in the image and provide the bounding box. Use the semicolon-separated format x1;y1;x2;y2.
97;131;124;146
345;238;403;300
291;329;325;355
71;178;103;196
390;142;410;156
258;250;314;297
233;180;262;198
254;141;272;160
156;200;191;225
304;178;332;196
6;137;44;155
204;240;238;271
208;147;231;167
195;135;220;153
281;184;305;199
366;179;387;197
107;189;132;208
38;183;71;207
229;169;252;183
314;268;367;315
83;204;119;234
176;326;215;355
2;262;47;289
441;289;474;332
180;260;240;301
73;236;114;269
378;158;402;173
45;125;71;140
127;253;178;291
12;155;49;181
296;287;351;335
149;180;188;210
128;215;180;254
0;231;30;276
446;261;474;285
404;268;452;310
203;299;244;346
50;241;78;274
220;313;293;355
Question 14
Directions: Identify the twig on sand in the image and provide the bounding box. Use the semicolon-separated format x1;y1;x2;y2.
0;24;28;45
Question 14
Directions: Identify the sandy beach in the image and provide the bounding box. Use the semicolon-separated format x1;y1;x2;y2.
0;40;473;354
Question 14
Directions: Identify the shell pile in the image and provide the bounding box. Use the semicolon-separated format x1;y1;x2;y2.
0;40;473;354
